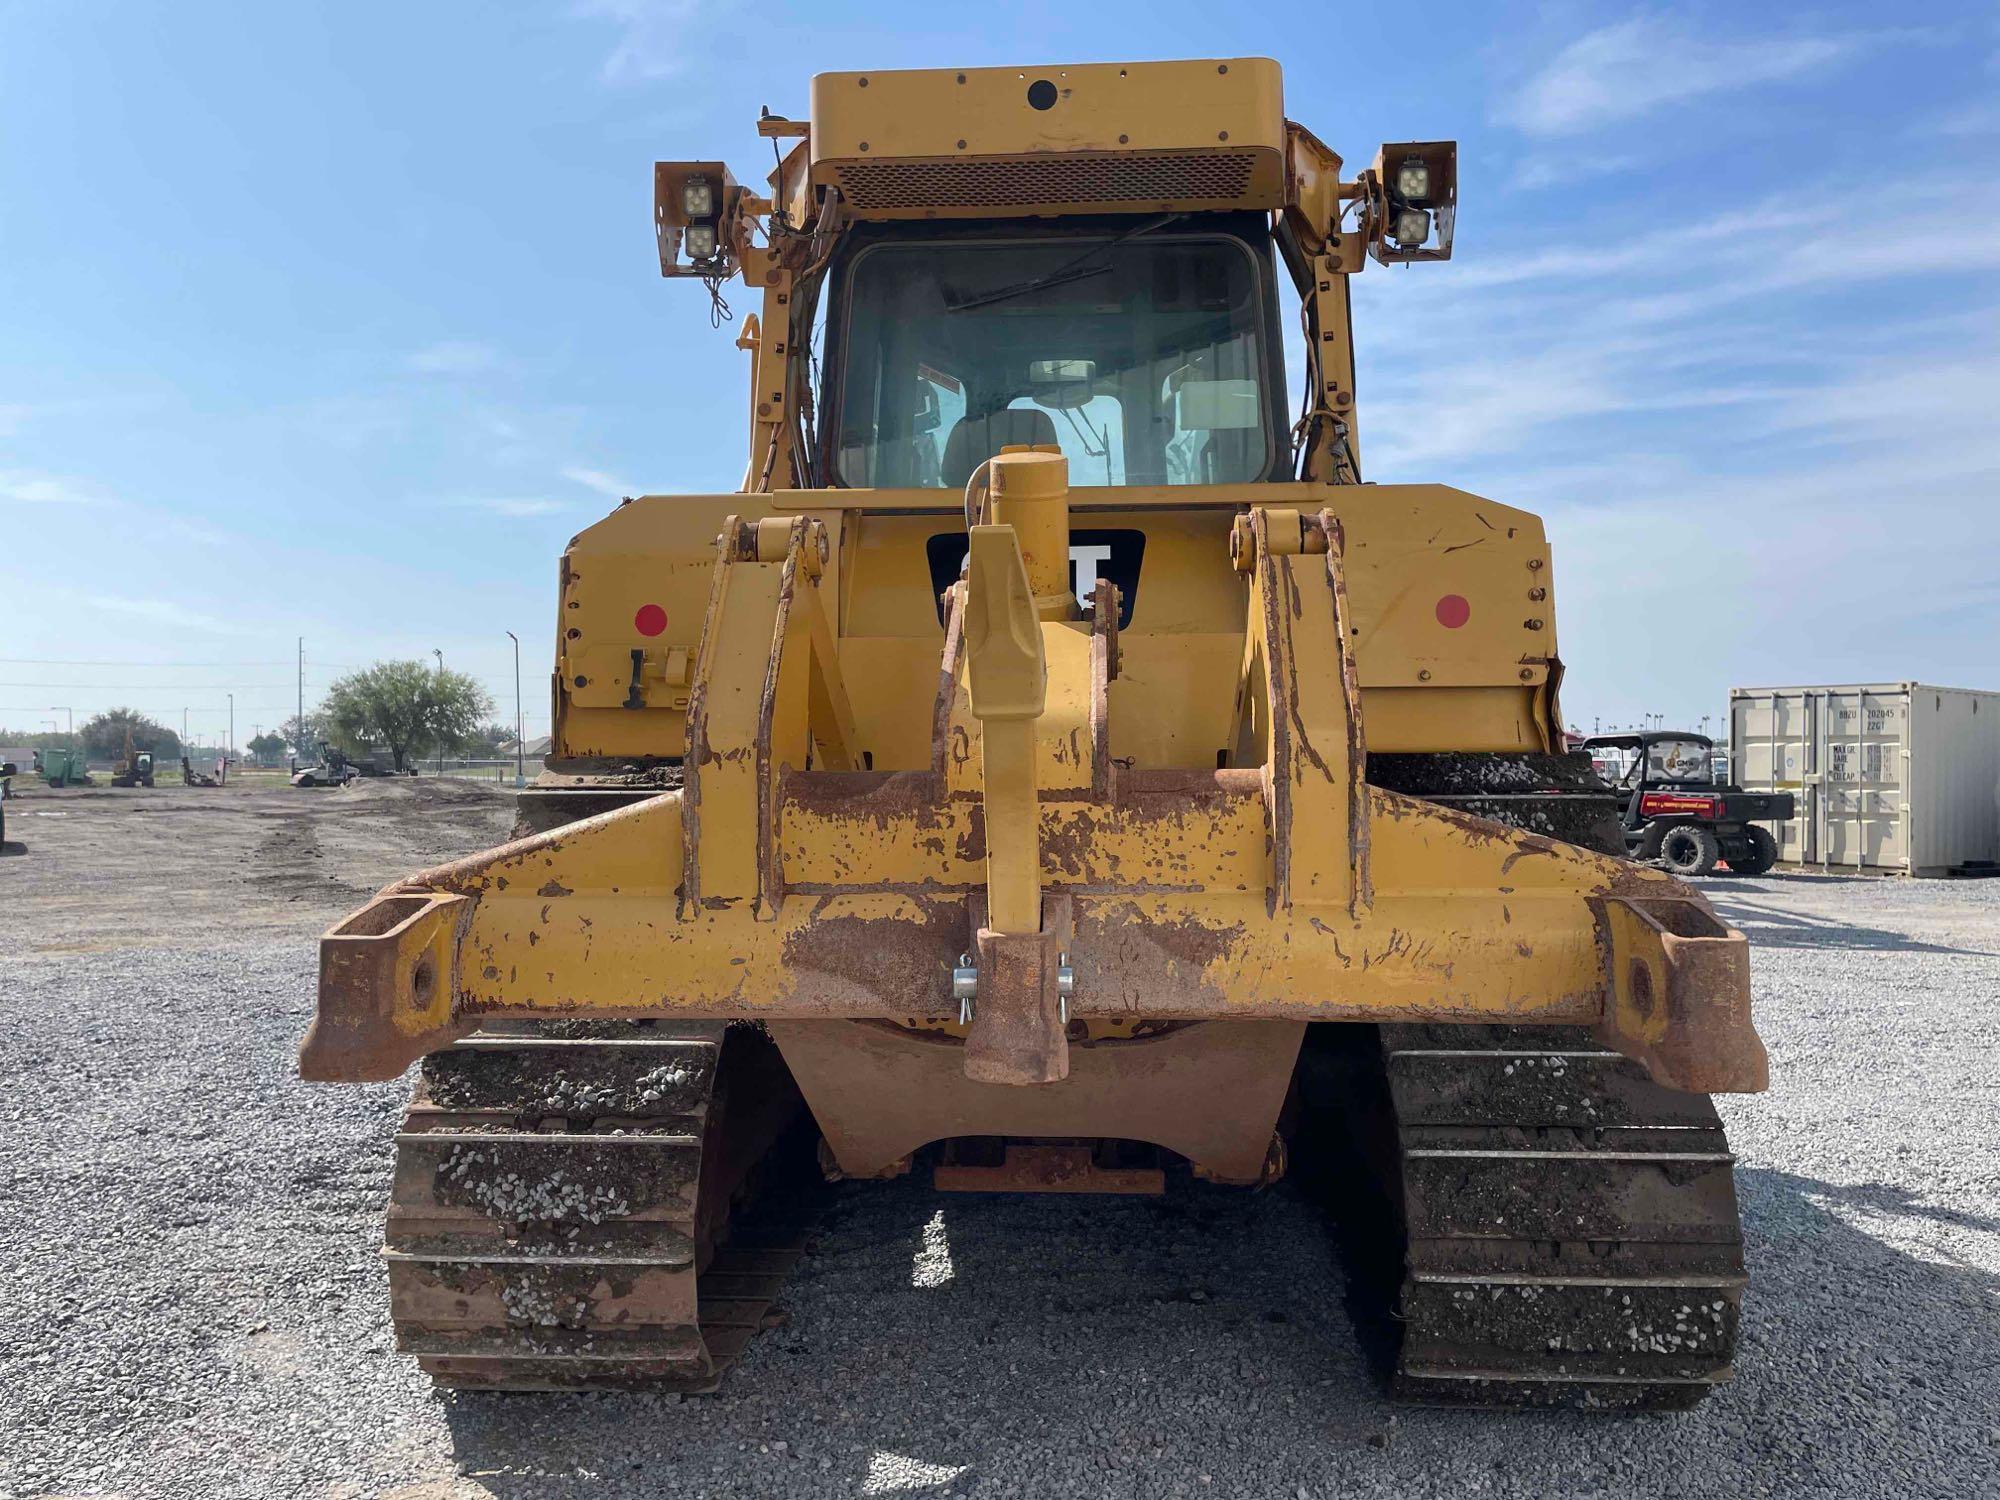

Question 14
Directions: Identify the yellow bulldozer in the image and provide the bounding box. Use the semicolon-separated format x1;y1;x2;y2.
300;58;1768;1410
110;726;155;788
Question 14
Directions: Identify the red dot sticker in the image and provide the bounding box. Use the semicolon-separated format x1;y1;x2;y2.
634;603;668;637
1435;594;1471;629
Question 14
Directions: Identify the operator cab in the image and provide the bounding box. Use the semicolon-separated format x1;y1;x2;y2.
822;213;1291;491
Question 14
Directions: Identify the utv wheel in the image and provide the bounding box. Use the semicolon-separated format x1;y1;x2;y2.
1729;825;1778;876
1658;823;1720;877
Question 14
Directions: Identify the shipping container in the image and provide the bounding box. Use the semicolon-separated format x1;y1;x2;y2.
1729;683;2000;875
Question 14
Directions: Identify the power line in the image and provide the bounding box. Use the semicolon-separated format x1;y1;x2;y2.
0;656;530;668
0;657;298;667
0;677;520;690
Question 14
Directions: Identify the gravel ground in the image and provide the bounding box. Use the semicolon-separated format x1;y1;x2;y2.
2;791;1997;1499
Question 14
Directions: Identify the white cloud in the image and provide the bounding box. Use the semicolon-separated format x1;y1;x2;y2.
1930;100;2000;136
163;516;242;547
442;496;571;517
1444;197;1836;290
561;465;635;498
1428;180;2000;318
1753;348;2000;454
571;0;703;84
1503;19;1868;136
84;594;234;632
409;341;503;375
1510;152;1645;192
288;395;410;448
1352;184;2000;726
0;470;97;505
1539;393;2000;726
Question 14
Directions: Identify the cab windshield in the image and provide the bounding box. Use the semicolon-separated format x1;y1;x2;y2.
831;232;1280;489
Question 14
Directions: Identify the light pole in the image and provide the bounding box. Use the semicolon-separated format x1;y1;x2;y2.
227;693;234;771
51;707;73;754
505;630;524;788
433;648;445;775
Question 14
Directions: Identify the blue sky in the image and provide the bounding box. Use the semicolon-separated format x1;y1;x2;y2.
3;2;1996;748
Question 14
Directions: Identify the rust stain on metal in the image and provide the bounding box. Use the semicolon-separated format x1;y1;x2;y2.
930;583;967;778
934;1143;1163;1194
1497;843;1557;877
1589;892;1768;1094
778;894;965;1016
773;1016;1303;1183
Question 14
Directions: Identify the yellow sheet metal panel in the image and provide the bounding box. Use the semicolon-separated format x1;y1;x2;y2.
1108;635;1239;768
558;485;1557;763
837;513;955;637
808;59;1286;220
1360;686;1546;752
836;637;946;769
556;495;774;760
1333;484;1555;692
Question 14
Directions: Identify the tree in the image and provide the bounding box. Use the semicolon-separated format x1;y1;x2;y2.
80;708;182;763
464;721;514;756
247;731;286;765
321;660;493;772
279;713;327;757
0;729;74;755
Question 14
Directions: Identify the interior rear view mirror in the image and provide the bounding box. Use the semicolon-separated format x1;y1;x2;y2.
1027;359;1097;410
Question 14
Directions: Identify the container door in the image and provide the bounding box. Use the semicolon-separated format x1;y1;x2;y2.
1816;688;1910;871
1732;690;1812;864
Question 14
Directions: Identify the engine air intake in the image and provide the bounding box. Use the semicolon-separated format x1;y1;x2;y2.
832;150;1262;214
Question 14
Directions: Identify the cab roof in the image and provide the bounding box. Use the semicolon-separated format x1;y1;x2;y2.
1583;731;1714;750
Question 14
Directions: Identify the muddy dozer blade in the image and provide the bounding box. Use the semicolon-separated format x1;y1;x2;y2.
382;1023;815;1392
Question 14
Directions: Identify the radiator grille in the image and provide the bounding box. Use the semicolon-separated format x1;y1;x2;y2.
833;151;1261;212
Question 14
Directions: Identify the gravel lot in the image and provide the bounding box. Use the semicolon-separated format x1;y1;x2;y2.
2;783;1996;1499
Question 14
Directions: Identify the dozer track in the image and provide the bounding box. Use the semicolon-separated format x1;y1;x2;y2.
1362;752;1747;1411
383;1021;810;1391
1381;1023;1745;1410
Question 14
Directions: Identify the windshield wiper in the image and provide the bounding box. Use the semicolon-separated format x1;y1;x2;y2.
942;213;1183;313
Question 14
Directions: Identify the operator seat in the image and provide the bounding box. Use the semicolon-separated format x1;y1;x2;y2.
940;408;1059;488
